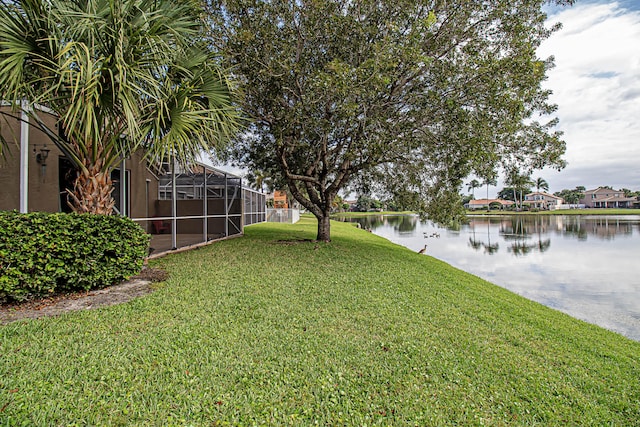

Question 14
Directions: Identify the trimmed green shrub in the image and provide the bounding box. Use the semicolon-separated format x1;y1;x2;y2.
0;211;150;302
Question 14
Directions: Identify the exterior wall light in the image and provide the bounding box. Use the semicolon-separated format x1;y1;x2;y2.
33;144;51;181
35;144;50;165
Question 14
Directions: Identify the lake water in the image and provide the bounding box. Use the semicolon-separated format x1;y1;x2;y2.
342;214;640;341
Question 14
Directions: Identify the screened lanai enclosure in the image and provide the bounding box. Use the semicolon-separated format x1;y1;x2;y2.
132;163;266;255
1;105;265;256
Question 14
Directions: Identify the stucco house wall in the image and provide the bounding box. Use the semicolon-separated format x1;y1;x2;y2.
523;192;564;210
580;187;636;208
0;107;61;212
1;105;159;220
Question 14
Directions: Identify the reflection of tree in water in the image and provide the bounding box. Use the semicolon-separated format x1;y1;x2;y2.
468;236;483;251
446;220;463;232
467;218;499;255
506;215;639;241
508;240;531;255
563;218;588;241
584;217;634;240
500;216;530;238
390;215;417;234
508;238;550;256
344;214;418;233
364;215;386;229
500;216;551;256
483;218;499;254
343;215;385;230
536;238;551;252
483;241;499;254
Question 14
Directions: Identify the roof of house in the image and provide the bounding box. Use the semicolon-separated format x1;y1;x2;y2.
525;191;563;200
585;187;622;195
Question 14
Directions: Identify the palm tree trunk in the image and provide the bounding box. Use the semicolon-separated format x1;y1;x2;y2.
67;163;116;215
486;183;490;212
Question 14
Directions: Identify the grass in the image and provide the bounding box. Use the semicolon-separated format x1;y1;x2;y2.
2;218;639;425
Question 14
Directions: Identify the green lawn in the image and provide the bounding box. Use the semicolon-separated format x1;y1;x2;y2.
2;218;639;425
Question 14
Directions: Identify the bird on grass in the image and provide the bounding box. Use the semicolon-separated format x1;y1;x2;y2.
418;245;427;254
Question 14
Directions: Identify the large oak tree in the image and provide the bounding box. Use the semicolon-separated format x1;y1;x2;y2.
209;0;572;241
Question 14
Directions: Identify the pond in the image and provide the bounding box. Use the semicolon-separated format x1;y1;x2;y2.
341;214;640;341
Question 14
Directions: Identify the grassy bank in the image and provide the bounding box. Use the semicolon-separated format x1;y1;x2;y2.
2;218;639;425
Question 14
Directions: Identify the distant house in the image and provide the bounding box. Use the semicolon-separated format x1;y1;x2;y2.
522;192;564;210
466;199;514;210
344;200;358;212
272;190;289;209
580;187;637;208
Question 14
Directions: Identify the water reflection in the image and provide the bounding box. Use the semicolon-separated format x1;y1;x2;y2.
352;214;422;234
495;217;552;256
339;214;640;341
468;220;499;255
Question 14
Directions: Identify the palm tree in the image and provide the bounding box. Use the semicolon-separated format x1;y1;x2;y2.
534;177;549;193
0;0;240;214
246;170;268;193
506;169;532;210
482;176;497;212
466;179;481;199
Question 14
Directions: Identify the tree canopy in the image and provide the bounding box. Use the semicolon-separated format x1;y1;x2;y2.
534;177;550;193
554;187;585;205
209;0;571;240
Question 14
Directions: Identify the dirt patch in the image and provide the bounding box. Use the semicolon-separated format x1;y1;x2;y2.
0;268;167;325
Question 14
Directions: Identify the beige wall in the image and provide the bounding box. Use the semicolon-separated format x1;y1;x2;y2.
125;151;159;219
0;106;159;216
0;107;61;212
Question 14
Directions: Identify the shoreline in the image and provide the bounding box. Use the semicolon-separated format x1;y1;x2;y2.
332;208;640;218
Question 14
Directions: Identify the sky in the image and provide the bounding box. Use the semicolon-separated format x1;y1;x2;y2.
211;1;640;197
533;0;640;194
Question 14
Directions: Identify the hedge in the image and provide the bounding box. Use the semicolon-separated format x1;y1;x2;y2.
0;211;150;302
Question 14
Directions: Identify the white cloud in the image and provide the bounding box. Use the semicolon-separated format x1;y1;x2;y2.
535;1;640;192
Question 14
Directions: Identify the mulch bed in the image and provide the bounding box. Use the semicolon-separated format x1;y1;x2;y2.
0;268;168;325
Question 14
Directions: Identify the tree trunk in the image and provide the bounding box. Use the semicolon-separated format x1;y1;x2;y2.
486;184;489;212
316;213;331;242
67;164;115;215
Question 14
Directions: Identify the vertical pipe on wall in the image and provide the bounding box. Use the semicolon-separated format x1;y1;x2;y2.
203;170;208;242
224;173;229;237
19;102;30;213
120;158;126;217
145;179;150;233
171;154;177;250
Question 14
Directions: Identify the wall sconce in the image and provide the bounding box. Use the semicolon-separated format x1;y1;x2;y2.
33;144;51;181
35;144;50;165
